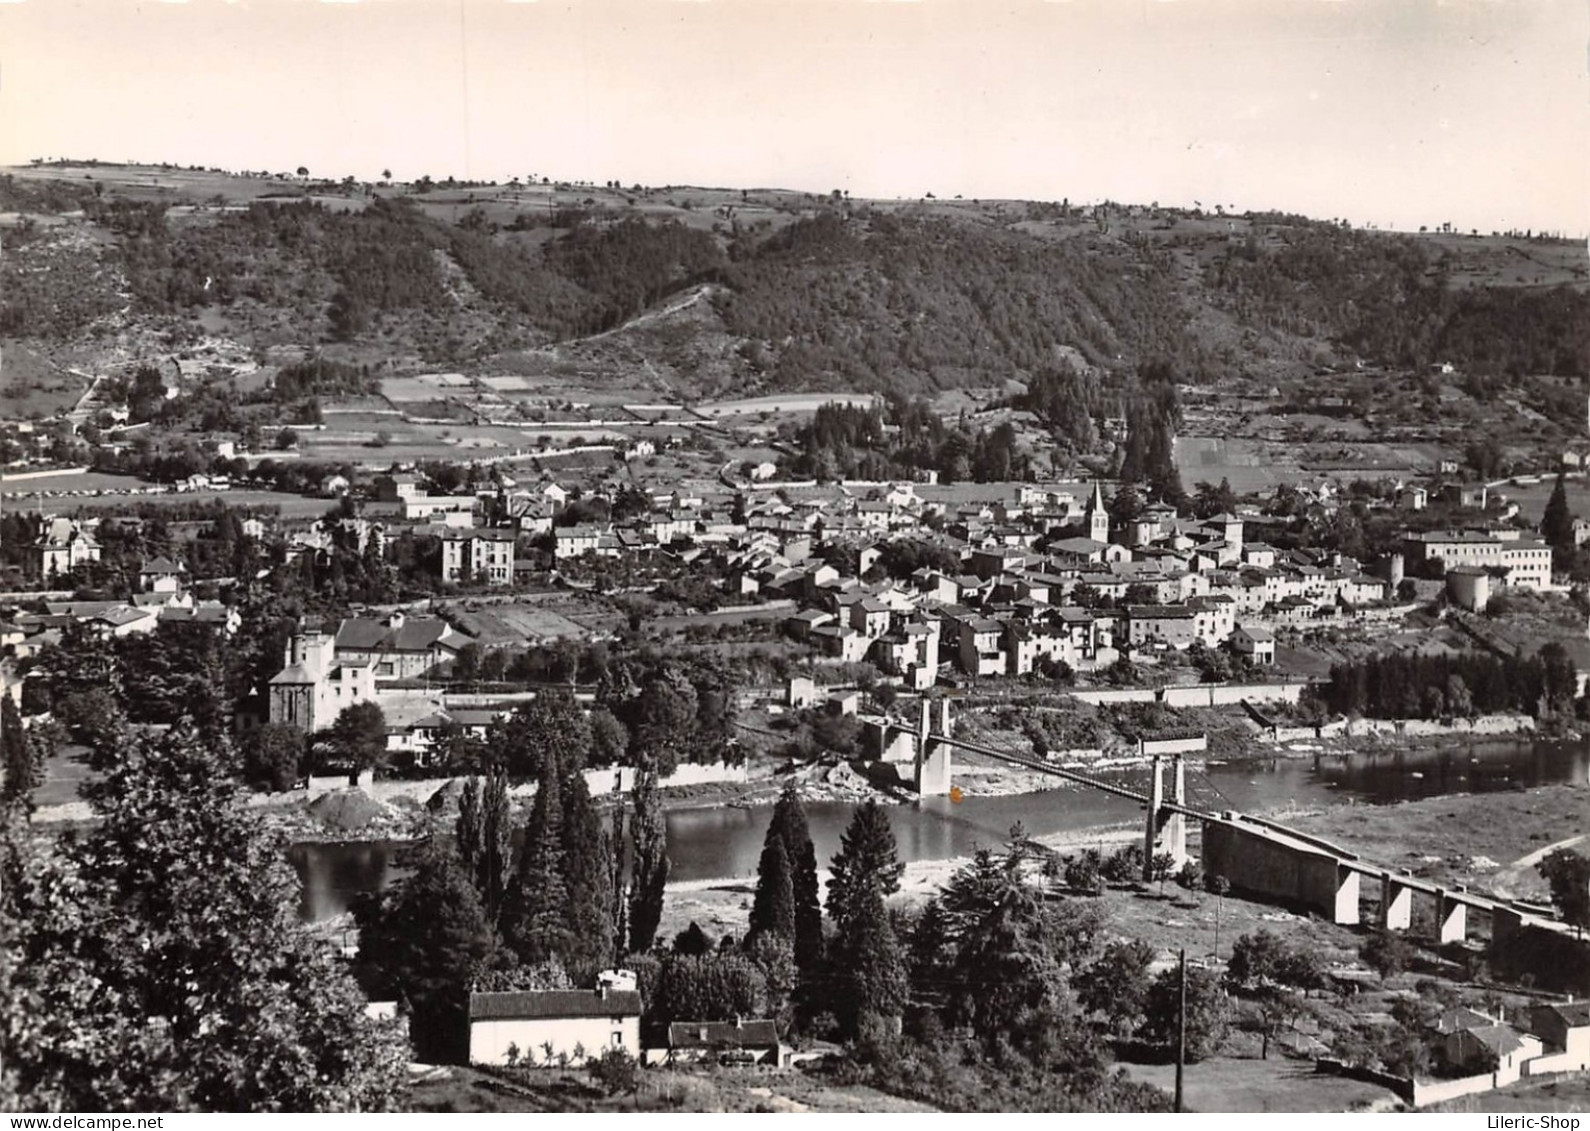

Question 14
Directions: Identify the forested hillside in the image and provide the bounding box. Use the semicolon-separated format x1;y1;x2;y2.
2;170;1586;400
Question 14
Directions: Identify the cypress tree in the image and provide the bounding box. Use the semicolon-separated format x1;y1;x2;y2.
627;767;669;953
559;769;616;979
455;776;484;886
1;698;44;816
474;771;514;919
502;757;567;964
1543;471;1576;567
749;836;796;943
826;799;905;936
767;779;823;972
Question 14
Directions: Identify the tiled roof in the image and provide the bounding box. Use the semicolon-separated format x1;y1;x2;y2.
468;989;642;1021
667;1020;780;1049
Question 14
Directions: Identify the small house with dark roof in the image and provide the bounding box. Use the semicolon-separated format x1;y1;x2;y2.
1429;1007;1542;1078
138;556;188;594
467;980;643;1067
648;1019;786;1067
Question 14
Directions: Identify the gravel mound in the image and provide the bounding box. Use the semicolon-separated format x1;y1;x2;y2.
307;788;395;831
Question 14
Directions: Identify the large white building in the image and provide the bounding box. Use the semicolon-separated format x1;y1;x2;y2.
439;528;516;584
1402;530;1553;592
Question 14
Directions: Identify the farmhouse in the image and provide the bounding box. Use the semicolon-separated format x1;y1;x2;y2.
467;980;643;1068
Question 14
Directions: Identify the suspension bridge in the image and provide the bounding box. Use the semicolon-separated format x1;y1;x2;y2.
868;699;1590;989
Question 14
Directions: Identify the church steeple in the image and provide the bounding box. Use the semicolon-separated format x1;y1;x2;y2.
1086;481;1110;543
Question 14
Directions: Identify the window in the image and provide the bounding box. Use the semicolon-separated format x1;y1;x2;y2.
610;1032;624;1048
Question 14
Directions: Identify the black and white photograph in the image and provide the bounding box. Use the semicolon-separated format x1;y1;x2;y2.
0;0;1587;1116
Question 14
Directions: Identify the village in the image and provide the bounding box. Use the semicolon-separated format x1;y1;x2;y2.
4;430;1585;764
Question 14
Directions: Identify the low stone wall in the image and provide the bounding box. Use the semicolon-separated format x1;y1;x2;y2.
1314;1059;1413;1104
1410;1068;1517;1108
581;760;749;796
1343;714;1534;739
1071;682;1311;708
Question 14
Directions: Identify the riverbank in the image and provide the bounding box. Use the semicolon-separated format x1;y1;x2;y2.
656;780;1590;953
656;819;1145;945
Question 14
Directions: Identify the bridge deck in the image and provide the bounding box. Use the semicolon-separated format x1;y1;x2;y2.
901;725;1568;929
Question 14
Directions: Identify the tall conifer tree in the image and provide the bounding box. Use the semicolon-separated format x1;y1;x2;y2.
559;770;616;978
827;799;905;936
502;755;567;964
766;779;823;972
627;767;669;954
749;836;796;944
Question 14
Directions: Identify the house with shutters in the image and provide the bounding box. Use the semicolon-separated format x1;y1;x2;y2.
439;528;516;584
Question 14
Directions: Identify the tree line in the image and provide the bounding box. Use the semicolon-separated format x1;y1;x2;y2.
1313;645;1581;721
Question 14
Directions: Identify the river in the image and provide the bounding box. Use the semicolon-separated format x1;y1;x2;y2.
289;738;1590;922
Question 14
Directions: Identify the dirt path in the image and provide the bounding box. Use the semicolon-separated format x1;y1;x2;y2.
1490;832;1590;899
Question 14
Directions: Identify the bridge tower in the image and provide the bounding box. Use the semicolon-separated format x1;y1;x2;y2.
1142;754;1189;880
915;697;953;796
1142;757;1164;879
1165;754;1187;865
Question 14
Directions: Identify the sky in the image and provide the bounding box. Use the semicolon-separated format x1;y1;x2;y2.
2;0;1586;235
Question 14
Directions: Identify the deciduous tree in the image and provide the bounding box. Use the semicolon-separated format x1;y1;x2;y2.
7;720;409;1109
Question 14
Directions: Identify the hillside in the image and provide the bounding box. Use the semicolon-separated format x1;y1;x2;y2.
3;163;1587;416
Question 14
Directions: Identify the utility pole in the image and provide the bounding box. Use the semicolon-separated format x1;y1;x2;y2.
1174;947;1187;1114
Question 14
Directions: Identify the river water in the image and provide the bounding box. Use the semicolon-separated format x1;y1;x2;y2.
289;738;1590;922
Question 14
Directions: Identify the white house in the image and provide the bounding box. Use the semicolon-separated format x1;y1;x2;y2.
468;979;643;1067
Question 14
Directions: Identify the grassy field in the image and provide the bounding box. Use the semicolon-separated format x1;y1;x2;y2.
1122;1055;1398;1113
1288;783;1590;900
1491;475;1590;523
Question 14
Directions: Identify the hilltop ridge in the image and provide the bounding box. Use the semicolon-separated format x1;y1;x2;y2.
2;162;1587;420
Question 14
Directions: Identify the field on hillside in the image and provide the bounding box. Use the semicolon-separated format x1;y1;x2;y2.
1122;1056;1398;1113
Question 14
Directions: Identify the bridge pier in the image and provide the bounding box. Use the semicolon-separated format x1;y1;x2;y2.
914;698;953;796
1382;875;1414;931
1333;865;1362;926
1164;754;1187;866
1143;756;1165;880
1436;892;1468;944
1141;755;1188;881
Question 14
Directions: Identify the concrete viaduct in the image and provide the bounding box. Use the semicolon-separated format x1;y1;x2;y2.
871;701;1588;987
